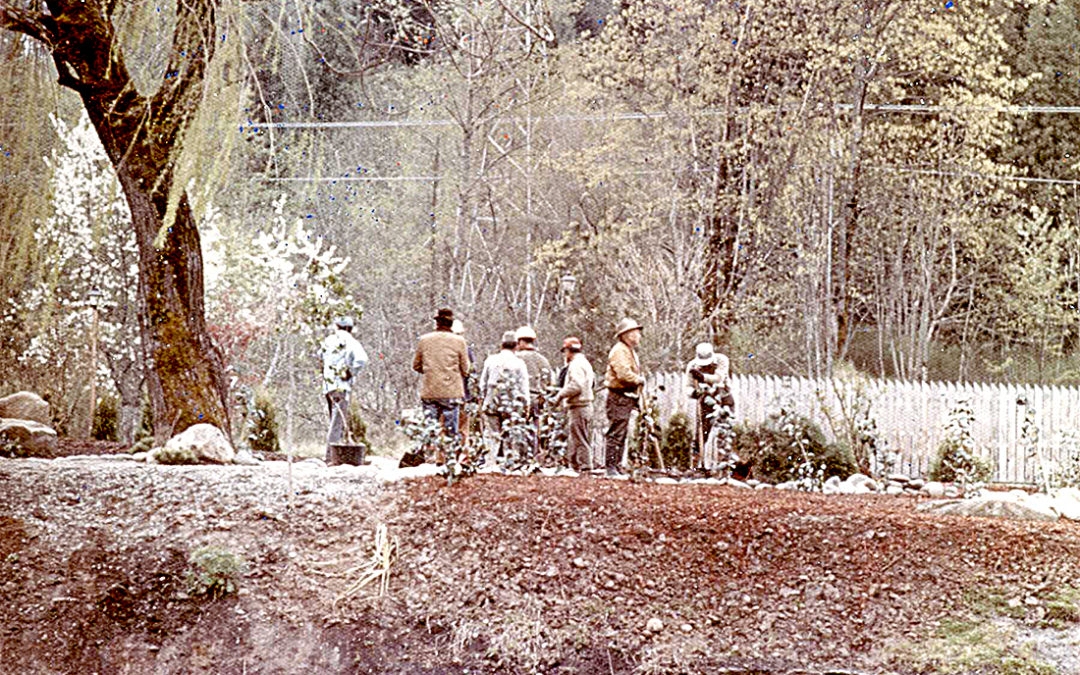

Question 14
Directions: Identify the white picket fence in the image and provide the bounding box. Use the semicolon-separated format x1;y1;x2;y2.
643;372;1080;485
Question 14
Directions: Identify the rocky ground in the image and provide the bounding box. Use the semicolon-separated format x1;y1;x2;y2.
3;440;1080;674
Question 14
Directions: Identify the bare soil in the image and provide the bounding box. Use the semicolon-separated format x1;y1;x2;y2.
3;440;1080;673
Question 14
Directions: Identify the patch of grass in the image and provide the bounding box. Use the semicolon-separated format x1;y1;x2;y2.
963;586;1027;620
889;619;1055;675
1041;586;1080;629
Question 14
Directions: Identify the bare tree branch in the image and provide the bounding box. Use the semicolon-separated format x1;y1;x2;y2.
0;1;55;47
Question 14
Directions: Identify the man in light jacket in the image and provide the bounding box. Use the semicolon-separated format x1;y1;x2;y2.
604;318;644;475
413;308;471;440
479;331;530;466
552;336;595;472
322;316;369;462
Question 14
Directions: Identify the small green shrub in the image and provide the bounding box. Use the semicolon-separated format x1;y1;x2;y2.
91;395;119;442
661;412;693;470
186;546;246;598
0;433;26;459
153;446;198;465
347;405;369;449
929;439;993;484
247;389;280;455
734;412;857;484
131;396;155;452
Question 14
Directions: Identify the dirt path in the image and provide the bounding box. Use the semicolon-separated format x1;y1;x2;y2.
3;457;1080;673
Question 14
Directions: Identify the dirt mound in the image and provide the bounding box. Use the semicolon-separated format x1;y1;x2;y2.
3;458;1080;674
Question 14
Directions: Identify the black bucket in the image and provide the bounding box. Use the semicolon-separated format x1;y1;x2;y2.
329;443;367;466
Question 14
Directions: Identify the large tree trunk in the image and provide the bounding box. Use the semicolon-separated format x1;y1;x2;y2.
2;0;231;442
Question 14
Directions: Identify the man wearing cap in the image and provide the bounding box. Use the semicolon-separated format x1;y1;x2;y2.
515;325;552;454
604;318;645;475
686;342;733;468
552;336;595;472
322;316;369;463
478;331;530;465
413;308;471;442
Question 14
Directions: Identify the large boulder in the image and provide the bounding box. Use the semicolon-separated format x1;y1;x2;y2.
0;418;58;457
918;493;1059;522
0;392;50;425
160;424;235;464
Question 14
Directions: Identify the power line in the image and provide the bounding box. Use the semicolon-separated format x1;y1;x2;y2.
258;164;1080;186
261;103;1080;130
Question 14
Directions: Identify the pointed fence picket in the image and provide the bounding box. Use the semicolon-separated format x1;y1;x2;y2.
641;372;1080;485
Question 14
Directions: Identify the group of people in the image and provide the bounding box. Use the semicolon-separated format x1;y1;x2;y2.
321;308;734;474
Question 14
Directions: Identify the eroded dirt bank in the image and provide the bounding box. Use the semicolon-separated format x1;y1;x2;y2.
3;457;1080;674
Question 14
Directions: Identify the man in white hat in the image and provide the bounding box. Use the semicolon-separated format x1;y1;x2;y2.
515;325;552;454
478;331;531;466
603;317;644;475
322;316;368;463
685;342;733;468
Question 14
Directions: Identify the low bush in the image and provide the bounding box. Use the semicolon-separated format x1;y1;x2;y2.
247;389;280;455
91;395;118;442
153;446;198;465
734;411;857;484
929;439;992;484
660;412;693;470
186;546;246;598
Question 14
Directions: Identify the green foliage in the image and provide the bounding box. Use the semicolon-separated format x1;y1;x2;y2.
346;406;369;450
131;396;154;452
660;412;693;471
929;399;992;487
246;389;281;456
734;410;856;486
887;619;1056;675
186;546;246;599
0;433;27;459
628;394;662;472
91;395;119;442
153;445;198;465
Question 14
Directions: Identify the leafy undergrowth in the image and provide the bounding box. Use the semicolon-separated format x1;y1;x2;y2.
4;450;1080;673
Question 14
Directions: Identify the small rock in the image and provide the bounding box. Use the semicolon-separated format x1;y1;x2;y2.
922;481;946;498
725;478;751;489
908;478;926;489
646;617;664;633
888;473;910;483
680;623;693;633
944;486;961;498
754;483;774;490
572;557;586;568
1025;596;1040;606
886;485;904;496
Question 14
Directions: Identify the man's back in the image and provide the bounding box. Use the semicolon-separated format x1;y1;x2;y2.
517;349;551;392
322;329;367;393
413;330;469;400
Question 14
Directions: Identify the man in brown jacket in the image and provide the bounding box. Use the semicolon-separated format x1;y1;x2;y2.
413;308;471;439
552;336;595;471
604;318;644;475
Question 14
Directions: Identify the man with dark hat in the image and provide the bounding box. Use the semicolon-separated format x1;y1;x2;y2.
413;308;471;443
603;318;644;475
552;336;595;472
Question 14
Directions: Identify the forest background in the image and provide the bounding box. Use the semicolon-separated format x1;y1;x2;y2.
3;0;1080;452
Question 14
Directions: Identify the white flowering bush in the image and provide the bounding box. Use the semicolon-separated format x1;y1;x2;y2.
1;112;142;435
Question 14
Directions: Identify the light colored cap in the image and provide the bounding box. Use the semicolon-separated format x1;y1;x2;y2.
695;342;714;361
451;319;465;334
562;336;582;351
515;325;537;341
501;330;519;346
334;316;354;329
614;317;643;338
